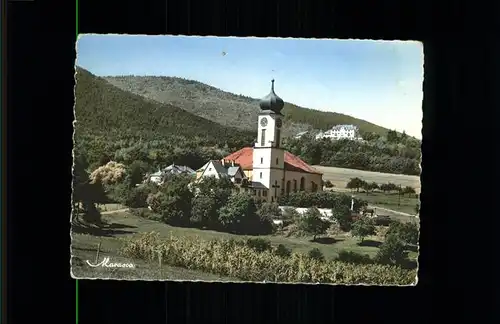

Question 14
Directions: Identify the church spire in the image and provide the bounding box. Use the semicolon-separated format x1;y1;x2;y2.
259;79;284;114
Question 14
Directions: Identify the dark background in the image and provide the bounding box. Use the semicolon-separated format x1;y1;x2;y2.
6;0;498;322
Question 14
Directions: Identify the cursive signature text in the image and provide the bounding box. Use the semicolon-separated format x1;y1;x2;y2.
86;257;135;268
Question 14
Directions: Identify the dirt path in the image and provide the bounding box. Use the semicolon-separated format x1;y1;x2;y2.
368;205;416;217
101;208;129;215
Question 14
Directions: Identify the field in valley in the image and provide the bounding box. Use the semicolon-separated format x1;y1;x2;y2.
314;165;421;194
71;209;404;281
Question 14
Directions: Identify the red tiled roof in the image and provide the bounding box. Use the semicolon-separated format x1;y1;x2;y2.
224;147;322;175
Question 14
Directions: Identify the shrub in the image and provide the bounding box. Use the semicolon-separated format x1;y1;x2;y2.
281;207;300;226
279;191;367;212
373;215;393;226
122;232;416;285
336;250;373;265
281;223;308;238
331;205;353;232
274;244;292;258
245;238;272;253
307;248;325;262
257;202;282;220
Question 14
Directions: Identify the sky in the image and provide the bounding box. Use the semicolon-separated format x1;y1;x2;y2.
76;35;424;138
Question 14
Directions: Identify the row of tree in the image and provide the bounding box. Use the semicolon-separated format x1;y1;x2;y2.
283;134;421;175
346;177;417;196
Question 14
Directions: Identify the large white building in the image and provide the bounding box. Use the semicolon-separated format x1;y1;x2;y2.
196;80;323;203
315;124;361;141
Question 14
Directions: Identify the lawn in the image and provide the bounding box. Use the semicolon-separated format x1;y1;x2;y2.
315;165;421;194
71;210;392;281
352;191;419;215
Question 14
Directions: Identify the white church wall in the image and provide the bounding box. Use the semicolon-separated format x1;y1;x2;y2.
284;171;322;192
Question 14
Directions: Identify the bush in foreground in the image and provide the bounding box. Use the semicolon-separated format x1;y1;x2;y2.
121;232;417;285
336;250;373;265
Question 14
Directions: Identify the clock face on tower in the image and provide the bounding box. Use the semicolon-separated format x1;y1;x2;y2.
276;118;282;128
260;117;268;127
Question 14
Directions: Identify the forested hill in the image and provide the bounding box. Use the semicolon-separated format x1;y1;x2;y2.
74;67;254;146
103;75;392;137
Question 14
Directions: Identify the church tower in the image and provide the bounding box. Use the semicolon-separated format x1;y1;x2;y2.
253;79;286;202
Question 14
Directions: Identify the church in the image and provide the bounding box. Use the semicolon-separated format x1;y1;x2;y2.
196;80;323;202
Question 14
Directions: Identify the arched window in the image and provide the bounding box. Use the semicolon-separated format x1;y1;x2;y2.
300;177;305;191
286;181;291;195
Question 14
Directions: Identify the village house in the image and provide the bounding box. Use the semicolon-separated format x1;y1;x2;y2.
196;80;323;202
146;163;196;185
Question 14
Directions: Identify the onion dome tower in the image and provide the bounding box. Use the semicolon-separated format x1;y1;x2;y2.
259;79;284;114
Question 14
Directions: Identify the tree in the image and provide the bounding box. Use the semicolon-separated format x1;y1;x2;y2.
218;193;268;234
375;233;406;265
125;184;155;208
127;160;150;188
351;217;376;243
72;153;108;224
386;221;419;247
191;176;234;229
369;182;379;192
297;207;329;241
387;130;399;143
331;205;353;232
89;161;127;186
191;194;219;228
402;186;416;197
362;181;379;195
346;177;366;192
146;174;194;226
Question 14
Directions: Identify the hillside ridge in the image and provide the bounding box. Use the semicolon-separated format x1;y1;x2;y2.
74;67;255;145
103;75;394;137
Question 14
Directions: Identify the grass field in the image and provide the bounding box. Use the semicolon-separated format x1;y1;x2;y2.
352;191;418;215
315;165;421;194
71;210;396;281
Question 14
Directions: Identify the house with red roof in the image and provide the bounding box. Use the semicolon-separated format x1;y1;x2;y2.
196;80;323;202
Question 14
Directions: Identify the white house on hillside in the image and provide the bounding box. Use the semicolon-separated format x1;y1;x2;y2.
146;163;196;185
315;124;361;141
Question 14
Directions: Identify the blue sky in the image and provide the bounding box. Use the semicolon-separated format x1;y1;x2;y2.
76;35;423;138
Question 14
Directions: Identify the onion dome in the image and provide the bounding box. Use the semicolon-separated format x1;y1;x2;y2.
259;79;284;114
